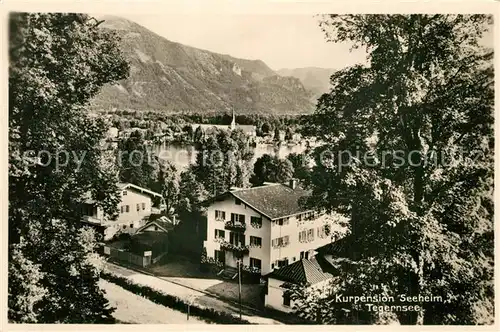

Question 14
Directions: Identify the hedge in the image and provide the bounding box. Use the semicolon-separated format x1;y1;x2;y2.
101;272;251;324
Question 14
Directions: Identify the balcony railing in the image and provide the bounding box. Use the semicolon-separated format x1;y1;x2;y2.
224;221;246;232
220;240;249;255
81;215;103;225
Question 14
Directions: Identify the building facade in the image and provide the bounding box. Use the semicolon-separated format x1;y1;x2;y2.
81;182;163;240
264;257;332;312
203;180;338;275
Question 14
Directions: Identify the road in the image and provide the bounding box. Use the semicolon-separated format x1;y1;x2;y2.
104;262;282;324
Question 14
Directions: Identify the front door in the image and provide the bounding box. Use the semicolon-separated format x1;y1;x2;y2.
215;249;225;264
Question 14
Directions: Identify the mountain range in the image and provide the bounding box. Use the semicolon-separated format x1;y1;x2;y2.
92;16;328;115
276;67;337;98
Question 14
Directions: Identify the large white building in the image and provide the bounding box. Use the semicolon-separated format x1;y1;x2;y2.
81;182;163;240
203;180;339;276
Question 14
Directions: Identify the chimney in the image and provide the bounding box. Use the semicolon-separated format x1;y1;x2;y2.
289;178;297;190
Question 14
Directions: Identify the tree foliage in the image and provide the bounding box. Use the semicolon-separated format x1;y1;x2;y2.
191;129;254;197
287;152;312;183
300;14;494;325
250;154;294;186
153;159;179;216
118;130;156;188
9;13;129;322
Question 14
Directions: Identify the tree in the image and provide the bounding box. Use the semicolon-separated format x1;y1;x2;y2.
300;14;493;324
193;125;203;144
183;124;194;141
118;130;156;188
273;127;281;142
286;152;311;183
155;160;179;216
177;170;208;215
192;129;253;197
261;122;272;136
285;127;294;141
9;13;129;322
250;154;294;186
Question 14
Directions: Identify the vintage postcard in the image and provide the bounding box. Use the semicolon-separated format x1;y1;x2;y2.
2;0;498;330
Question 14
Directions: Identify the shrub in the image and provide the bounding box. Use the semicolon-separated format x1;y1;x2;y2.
101;272;251;324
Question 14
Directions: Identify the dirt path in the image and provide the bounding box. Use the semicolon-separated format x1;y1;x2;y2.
100;279;206;324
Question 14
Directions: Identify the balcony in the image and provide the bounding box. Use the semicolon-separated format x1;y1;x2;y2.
81;215;103;225
220;240;249;256
224;221;246;232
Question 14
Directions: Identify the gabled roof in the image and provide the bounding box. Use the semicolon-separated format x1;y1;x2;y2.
228;183;312;220
316;235;354;257
135;217;175;233
118;183;162;198
84;183;162;204
268;257;332;285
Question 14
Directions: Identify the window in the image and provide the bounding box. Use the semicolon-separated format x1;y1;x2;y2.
215;210;226;221
305;211;315;220
235;198;241;205
122;225;126;229
231;213;245;224
297;213;303;221
271;263;274;269
278;258;289;268
120;206;124;213
250;216;262;228
292;256;296;262
215;229;225;240
307;228;314;241
229;232;245;246
137;203;140;211
250;258;262;270
142;203;146;210
300;251;304;259
130;223;134;228
317;225;328;238
275;217;290;226
272;236;289;248
250;236;262;248
123;190;127;196
126;205;130;213
298;230;307;243
305;251;309;259
283;292;291;307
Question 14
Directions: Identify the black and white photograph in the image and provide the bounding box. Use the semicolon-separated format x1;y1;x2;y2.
5;0;497;327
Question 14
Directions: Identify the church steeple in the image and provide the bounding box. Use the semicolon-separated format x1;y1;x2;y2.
230;108;236;130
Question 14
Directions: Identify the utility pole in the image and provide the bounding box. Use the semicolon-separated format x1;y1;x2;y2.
238;259;242;320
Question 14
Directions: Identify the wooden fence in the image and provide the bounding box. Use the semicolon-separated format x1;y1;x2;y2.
104;246;152;267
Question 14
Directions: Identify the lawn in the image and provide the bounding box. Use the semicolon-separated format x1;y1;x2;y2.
148;254;211;278
146;254;265;309
100;279;207;324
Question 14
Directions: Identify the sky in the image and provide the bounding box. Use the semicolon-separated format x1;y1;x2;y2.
121;14;368;70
